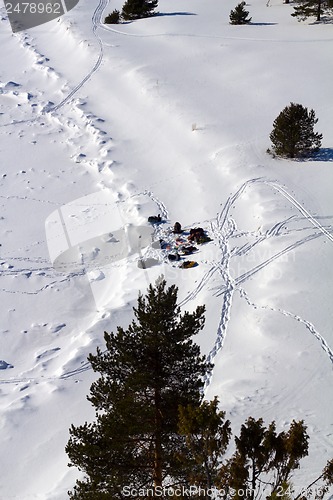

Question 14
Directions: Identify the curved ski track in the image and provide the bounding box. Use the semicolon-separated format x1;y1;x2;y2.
0;0;108;128
1;178;333;387
1;2;333;388
178;177;333;390
50;0;108;113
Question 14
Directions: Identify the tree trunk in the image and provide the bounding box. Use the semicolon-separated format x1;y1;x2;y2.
251;458;256;500
317;0;322;21
204;458;212;498
153;388;163;489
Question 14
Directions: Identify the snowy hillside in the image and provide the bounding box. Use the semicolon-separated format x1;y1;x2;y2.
0;0;332;497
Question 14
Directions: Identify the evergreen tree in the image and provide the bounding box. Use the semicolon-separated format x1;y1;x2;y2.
291;0;333;22
104;10;121;24
121;0;158;21
269;102;322;159
298;458;333;499
218;418;309;500
229;2;252;24
66;279;211;499
177;397;232;496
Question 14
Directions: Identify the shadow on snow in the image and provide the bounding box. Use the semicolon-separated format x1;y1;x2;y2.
309;148;333;162
155;11;197;17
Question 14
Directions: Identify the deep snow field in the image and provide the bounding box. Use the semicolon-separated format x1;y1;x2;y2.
0;0;333;497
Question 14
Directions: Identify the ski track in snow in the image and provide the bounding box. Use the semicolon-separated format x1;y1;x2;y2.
178;177;333;390
1;3;333;391
239;287;333;363
50;0;108;113
1;176;333;386
101;20;333;43
0;0;108;127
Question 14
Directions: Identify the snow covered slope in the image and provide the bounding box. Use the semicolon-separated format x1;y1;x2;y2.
0;0;332;497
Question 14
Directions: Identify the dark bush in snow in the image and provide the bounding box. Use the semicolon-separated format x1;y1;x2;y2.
269;102;322;159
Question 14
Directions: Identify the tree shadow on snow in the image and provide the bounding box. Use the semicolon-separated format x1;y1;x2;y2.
310;148;333;162
310;16;333;24
249;22;278;25
155;12;197;17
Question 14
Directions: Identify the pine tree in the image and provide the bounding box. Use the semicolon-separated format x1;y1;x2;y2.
178;397;231;496
229;2;252;24
269;102;322;159
291;0;333;22
104;10;121;24
66;279;211;499
121;0;158;21
219;418;309;500
299;459;333;499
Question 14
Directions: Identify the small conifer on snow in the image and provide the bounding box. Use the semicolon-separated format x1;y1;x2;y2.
121;0;158;20
104;10;121;24
269;102;322;158
229;1;252;24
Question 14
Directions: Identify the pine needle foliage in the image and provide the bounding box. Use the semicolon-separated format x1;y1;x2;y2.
104;10;121;24
269;102;322;159
178;397;232;492
229;2;252;24
66;279;211;499
121;0;158;21
219;418;309;500
291;0;333;21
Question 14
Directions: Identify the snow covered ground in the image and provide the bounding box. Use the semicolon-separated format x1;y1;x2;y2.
0;0;332;497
